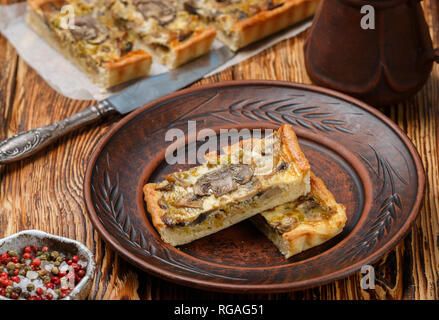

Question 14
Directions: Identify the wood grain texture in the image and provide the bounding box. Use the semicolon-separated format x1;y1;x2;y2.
0;0;438;299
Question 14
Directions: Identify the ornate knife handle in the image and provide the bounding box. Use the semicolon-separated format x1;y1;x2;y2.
0;101;115;165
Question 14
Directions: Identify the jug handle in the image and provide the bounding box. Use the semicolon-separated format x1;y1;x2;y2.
434;48;439;63
420;48;439;66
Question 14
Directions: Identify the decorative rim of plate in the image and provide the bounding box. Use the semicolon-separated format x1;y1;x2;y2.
84;80;425;292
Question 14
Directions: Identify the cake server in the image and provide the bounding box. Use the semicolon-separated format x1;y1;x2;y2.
0;46;234;164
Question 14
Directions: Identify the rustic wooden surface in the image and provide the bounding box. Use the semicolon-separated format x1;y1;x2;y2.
0;0;438;300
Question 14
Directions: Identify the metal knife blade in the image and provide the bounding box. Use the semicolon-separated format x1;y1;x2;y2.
0;46;235;164
108;46;235;114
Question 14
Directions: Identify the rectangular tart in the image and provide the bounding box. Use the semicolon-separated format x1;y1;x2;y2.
251;173;347;258
109;0;216;69
26;0;152;88
180;0;321;51
144;125;311;246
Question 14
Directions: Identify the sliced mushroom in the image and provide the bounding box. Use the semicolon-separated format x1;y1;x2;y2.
194;164;254;198
170;193;203;208
88;33;109;45
158;197;168;210
178;30;194;42
233;9;248;21
166;173;191;187
161;214;186;227
183;1;198;15
296;197;320;213
229;164;253;184
119;41;134;55
134;0;176;26
265;0;284;11
70;16;99;41
273;216;298;234
155;182;174;192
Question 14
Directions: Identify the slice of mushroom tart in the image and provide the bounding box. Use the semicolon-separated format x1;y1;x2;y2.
144;125;311;246
179;0;320;51
26;0;152;88
251;173;347;258
109;0;216;69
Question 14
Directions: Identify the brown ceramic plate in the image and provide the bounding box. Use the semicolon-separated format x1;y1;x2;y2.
84;81;425;293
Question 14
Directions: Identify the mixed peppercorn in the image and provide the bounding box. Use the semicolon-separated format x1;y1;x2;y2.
0;245;88;300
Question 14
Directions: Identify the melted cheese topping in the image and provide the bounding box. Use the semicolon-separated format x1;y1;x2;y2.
155;131;302;226
260;195;333;234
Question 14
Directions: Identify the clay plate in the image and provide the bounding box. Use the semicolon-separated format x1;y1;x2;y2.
84;81;425;293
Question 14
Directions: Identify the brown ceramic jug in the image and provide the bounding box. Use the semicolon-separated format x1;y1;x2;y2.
304;0;439;106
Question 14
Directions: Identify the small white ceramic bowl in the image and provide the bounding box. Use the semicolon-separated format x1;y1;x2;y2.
0;230;96;300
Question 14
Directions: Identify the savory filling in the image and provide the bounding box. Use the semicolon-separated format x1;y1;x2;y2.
110;0;209;52
153;132;302;227
37;0;141;72
180;0;286;33
260;195;334;235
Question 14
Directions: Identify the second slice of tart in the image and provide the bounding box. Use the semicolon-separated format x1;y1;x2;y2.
180;0;321;51
110;0;216;69
251;173;347;258
144;125;311;246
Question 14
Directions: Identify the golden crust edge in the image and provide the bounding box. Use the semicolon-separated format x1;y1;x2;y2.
280;173;347;258
27;0;51;11
218;0;321;50
168;27;217;68
278;125;310;175
143;184;166;231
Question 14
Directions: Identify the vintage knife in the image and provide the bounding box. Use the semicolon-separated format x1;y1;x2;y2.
0;46;234;164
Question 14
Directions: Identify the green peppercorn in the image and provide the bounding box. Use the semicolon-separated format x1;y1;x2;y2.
39;254;48;261
54;261;61;267
51;267;59;275
8;270;14;276
56;256;64;263
15;263;21;269
19;269;26;276
38;270;47;278
50;251;59;259
7;250;17;257
6;262;15;270
5;293;10;298
6;285;13;293
24;265;31;272
43;276;51;284
55;289;61;296
27;283;35;292
0;265;4;272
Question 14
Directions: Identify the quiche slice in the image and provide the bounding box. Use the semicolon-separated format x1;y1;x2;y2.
180;0;321;51
251;173;347;258
26;0;152;88
144;125;311;246
109;0;216;69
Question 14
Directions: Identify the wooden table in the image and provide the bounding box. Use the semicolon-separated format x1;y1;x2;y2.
1;0;438;300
